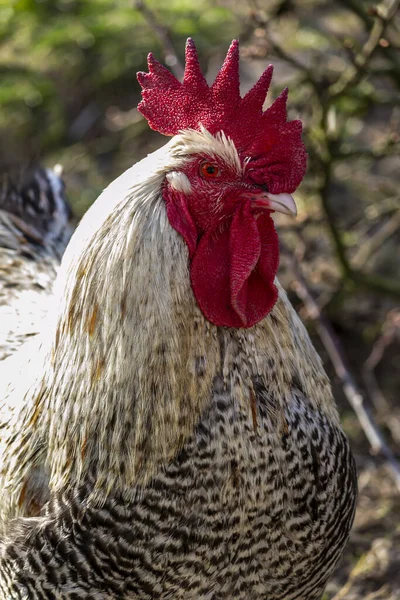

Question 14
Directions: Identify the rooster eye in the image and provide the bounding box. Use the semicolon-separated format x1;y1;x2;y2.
200;162;221;179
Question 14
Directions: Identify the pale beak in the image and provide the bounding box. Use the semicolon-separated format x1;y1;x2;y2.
243;191;297;217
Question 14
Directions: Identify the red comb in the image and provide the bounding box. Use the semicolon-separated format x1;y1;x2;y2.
137;39;307;193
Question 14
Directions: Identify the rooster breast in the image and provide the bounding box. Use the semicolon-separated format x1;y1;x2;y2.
0;302;356;600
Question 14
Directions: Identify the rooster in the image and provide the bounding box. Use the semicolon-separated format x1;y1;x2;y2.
0;41;356;600
0;166;72;361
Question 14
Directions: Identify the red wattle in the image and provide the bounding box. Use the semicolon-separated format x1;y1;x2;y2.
229;203;261;325
165;190;198;257
190;203;279;328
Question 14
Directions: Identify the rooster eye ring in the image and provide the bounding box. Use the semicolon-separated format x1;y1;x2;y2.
200;162;221;179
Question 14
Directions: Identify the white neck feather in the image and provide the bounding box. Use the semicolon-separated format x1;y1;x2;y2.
1;132;338;508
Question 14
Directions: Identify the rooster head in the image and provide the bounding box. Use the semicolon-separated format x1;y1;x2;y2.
137;39;307;328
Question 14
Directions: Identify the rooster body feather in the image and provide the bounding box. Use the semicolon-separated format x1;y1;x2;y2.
0;167;71;360
0;43;356;600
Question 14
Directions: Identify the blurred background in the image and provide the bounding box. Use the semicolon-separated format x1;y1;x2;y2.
1;0;399;597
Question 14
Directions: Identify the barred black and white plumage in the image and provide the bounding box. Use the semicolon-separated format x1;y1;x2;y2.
0;47;357;600
0;166;72;360
1;369;356;600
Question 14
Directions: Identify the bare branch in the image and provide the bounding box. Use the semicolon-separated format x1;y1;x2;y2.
362;311;400;438
315;127;400;299
263;32;316;84
352;209;400;268
364;310;400;371
133;1;184;79
282;245;400;492
317;162;353;278
243;1;319;89
329;0;400;97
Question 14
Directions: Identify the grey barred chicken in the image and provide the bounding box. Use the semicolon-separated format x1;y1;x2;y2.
0;166;72;361
0;40;357;600
0;165;72;533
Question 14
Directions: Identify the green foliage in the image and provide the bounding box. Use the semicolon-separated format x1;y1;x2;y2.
0;0;237;160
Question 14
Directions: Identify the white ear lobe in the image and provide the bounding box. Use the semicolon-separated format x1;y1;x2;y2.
166;171;192;194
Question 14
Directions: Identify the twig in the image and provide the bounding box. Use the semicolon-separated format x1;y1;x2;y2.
133;0;184;79
334;108;400;160
352;209;400;268
351;270;400;297
265;33;316;85
329;0;400;97
363;365;390;415
362;310;400;412
337;0;374;28
338;0;400;85
244;4;319;89
316;139;400;299
282;246;400;492
365;310;400;371
318;162;354;278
